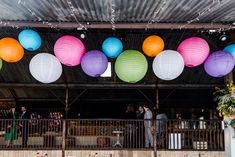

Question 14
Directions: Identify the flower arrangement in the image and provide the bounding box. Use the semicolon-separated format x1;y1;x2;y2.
214;81;235;117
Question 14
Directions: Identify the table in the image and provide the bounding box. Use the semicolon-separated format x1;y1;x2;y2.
112;130;123;147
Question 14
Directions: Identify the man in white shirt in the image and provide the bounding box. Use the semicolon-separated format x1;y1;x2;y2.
143;104;153;148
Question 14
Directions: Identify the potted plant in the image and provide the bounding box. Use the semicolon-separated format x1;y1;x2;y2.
214;81;235;118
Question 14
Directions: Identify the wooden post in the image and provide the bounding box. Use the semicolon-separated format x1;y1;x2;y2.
62;88;69;157
224;72;235;157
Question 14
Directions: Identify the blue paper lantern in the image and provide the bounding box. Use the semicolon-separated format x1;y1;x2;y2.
224;44;235;59
18;29;42;51
102;37;123;58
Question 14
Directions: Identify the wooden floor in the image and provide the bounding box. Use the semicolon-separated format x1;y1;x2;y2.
0;150;224;157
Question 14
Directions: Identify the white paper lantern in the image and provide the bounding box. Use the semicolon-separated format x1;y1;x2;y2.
152;50;184;80
29;53;62;83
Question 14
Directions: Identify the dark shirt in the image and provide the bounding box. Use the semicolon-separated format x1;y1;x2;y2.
125;111;136;119
137;112;145;119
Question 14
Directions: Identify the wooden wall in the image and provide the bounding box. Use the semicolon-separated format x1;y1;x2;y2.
0;150;224;157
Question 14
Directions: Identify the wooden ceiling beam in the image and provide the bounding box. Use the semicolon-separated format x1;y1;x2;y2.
1;21;232;29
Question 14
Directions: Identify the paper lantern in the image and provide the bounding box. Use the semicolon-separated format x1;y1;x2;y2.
29;53;62;83
204;50;235;77
18;29;42;51
152;50;184;80
81;50;108;77
142;35;164;57
224;44;235;58
102;37;123;58
54;35;86;66
0;37;24;62
177;37;209;67
115;50;148;83
0;59;2;70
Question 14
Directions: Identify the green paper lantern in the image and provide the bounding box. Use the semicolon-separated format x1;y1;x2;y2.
115;50;148;83
0;59;2;70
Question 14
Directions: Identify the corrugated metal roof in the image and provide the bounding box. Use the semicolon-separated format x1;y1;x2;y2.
0;0;235;23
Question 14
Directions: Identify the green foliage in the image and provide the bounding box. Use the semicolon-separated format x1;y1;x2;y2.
214;82;235;116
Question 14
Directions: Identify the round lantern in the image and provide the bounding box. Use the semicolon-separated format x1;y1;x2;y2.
29;53;62;83
115;50;148;83
54;35;86;66
204;50;235;77
177;37;209;67
18;29;42;51
224;44;235;58
142;35;164;57
81;50;108;77
152;50;184;80
0;59;2;70
0;37;24;62
102;37;123;58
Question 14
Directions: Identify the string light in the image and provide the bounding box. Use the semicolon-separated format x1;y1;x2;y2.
18;0;57;29
110;0;116;30
178;0;222;29
145;0;167;30
65;0;86;30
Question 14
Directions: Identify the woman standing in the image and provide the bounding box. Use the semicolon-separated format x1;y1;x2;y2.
5;107;18;147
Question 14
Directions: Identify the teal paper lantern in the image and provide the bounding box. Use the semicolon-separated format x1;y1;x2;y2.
102;37;123;58
18;29;42;51
224;44;235;59
115;50;148;83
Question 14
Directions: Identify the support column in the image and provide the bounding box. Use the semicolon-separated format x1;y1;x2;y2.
62;88;69;157
224;72;234;157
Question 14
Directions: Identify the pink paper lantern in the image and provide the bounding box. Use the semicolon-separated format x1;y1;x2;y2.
54;35;86;66
177;37;210;67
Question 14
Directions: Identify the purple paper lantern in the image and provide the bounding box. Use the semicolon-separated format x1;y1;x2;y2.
81;50;108;77
204;50;235;77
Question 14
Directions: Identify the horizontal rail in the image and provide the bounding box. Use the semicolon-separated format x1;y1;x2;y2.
0;119;224;151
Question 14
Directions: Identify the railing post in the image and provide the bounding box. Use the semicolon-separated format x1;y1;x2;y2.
62;120;66;157
153;120;157;157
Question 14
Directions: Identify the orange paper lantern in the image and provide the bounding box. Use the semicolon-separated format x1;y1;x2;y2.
0;37;24;62
142;35;164;57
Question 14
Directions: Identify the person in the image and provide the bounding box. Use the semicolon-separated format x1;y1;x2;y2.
5;107;18;148
20;106;30;148
143;104;153;148
124;104;136;148
156;109;168;134
136;106;145;119
136;105;145;148
155;109;168;148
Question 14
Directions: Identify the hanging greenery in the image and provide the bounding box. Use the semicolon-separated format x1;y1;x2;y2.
214;81;235;117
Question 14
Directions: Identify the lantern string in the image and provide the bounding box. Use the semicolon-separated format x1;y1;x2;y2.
65;0;86;30
178;0;222;29
110;0;116;30
18;0;58;29
145;0;167;30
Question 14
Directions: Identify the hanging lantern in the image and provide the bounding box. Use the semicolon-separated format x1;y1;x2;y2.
29;53;62;83
18;29;42;51
224;44;235;58
204;50;235;77
81;50;108;77
152;50;184;80
177;37;209;67
115;50;148;83
102;37;123;58
54;35;86;66
0;59;2;70
0;37;24;62
142;35;164;57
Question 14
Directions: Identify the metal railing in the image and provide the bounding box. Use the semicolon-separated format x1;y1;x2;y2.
0;119;224;151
